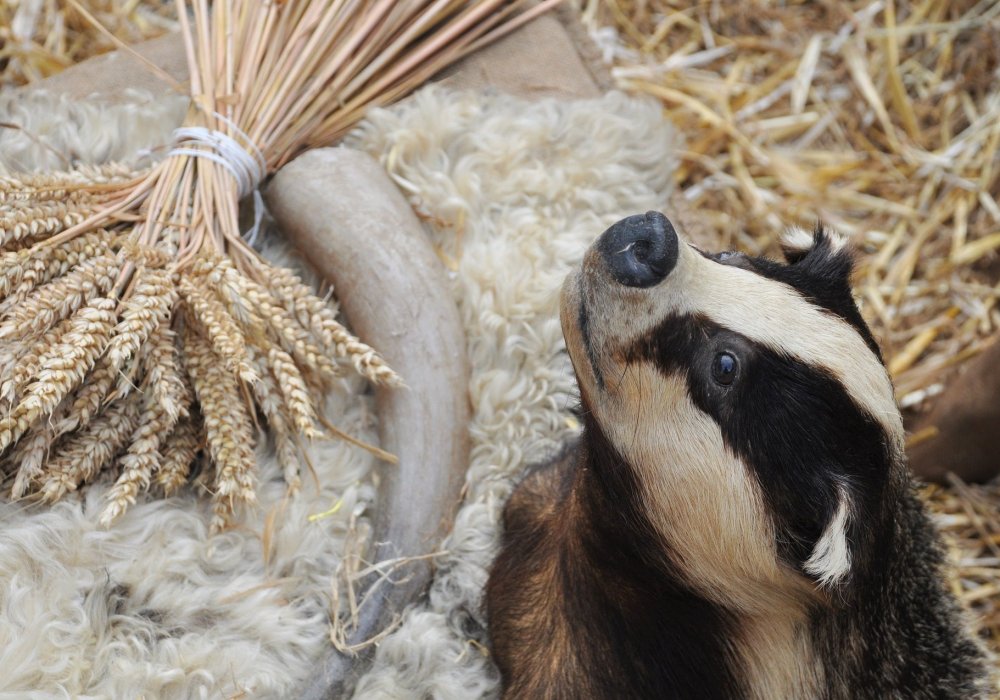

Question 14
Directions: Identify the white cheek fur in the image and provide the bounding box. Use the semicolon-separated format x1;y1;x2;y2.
804;484;854;587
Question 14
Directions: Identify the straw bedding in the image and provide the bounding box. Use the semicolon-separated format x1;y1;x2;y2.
0;85;676;697
0;1;175;88
586;0;1000;408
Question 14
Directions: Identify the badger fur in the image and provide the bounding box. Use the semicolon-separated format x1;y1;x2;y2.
486;212;987;699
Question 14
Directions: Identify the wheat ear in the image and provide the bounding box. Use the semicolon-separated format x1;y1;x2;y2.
40;392;140;502
182;321;257;531
157;416;201;495
0;296;116;454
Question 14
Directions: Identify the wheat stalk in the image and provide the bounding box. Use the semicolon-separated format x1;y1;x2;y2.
0;296;117;453
157;416;201;495
182;321;257;529
143;321;189;423
53;355;118;437
100;382;181;526
10;421;57;499
106;266;178;371
246;347;303;493
40;391;141;502
0;252;122;340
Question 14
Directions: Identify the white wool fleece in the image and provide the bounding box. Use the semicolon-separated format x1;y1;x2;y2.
0;382;378;699
0;90;188;175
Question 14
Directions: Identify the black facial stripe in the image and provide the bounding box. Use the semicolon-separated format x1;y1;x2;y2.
628;313;891;574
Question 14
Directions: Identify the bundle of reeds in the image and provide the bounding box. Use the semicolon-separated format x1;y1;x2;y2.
0;0;559;530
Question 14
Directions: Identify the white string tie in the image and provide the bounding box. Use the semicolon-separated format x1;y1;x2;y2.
168;126;266;200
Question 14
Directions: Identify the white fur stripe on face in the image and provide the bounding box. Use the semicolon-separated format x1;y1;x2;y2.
804;484;853;587
667;243;903;444
603;368;789;609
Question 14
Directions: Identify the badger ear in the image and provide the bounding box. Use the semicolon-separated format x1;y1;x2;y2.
803;484;853;588
779;226;818;264
780;225;855;285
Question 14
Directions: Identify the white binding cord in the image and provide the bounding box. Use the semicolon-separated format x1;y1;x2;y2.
169;126;265;199
245;189;266;248
168;123;268;246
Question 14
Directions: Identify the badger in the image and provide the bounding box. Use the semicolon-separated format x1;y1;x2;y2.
485;212;988;699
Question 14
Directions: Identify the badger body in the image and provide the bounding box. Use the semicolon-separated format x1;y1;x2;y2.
486;213;987;699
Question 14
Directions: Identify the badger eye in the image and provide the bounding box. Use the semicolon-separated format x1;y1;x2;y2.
712;352;738;385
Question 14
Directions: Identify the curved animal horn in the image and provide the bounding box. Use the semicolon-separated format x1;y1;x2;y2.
266;147;471;696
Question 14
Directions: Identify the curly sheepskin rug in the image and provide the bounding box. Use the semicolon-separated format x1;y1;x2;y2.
0;85;677;698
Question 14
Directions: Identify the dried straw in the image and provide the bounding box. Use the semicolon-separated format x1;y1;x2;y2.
0;0;176;87
586;0;999;404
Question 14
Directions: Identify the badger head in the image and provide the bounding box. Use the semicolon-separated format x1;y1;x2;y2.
561;211;904;610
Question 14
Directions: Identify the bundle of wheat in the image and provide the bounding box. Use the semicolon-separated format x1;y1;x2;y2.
0;0;559;530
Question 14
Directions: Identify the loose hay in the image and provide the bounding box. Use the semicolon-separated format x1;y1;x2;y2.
0;0;176;87
585;0;1000;670
928;477;1000;667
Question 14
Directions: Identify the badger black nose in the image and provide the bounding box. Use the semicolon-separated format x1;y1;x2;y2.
597;211;678;288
